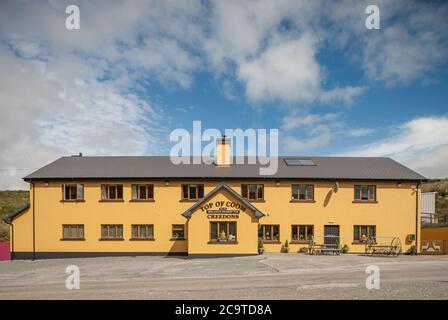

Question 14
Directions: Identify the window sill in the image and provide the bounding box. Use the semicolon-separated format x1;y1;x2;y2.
99;199;125;203
247;199;265;203
60;238;85;241
129;199;155;202
99;238;125;241
290;241;309;244
208;241;238;244
290;200;315;203
263;241;281;244
352;241;377;245
352;200;378;204
130;238;155;241
170;238;186;241
60;200;85;203
179;199;202;202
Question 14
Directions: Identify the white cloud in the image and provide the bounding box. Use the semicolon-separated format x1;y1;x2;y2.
238;35;321;103
339;117;448;178
204;1;364;105
347;128;375;137
0;0;203;189
280;112;343;153
319;86;367;104
281;113;339;131
280;111;377;153
324;0;448;85
0;48;164;189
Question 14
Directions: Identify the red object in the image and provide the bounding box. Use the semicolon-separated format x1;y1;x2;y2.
0;242;10;261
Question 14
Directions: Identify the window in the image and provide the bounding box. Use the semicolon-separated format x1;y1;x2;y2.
210;222;237;242
101;224;123;240
291;185;314;201
181;184;204;200
62;184;84;201
241;184;264;201
101;185;123;200
259;225;280;242
131;224;154;240
354;225;376;243
62;224;84;240
172;224;185;240
131;184;154;200
291;225;314;242
354;185;376;201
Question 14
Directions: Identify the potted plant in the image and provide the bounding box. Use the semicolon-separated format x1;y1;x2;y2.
408;245;417;255
219;230;226;241
283;240;290;253
342;244;350;254
258;239;264;255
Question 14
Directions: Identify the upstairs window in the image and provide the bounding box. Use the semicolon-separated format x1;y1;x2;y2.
354;185;376;201
62;184;84;201
101;185;123;200
131;184;154;200
291;184;314;201
181;184;204;200
241;184;264;201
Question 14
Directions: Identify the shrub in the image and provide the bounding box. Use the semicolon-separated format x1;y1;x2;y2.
283;240;290;253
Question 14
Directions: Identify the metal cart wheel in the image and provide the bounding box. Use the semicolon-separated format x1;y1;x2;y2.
390;237;402;256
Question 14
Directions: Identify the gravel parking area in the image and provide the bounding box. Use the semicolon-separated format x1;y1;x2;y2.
0;254;447;299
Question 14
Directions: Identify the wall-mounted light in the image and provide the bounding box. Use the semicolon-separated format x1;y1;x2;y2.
329;220;335;224
332;181;339;193
275;180;280;186
397;181;402;188
165;180;169;186
44;181;49;187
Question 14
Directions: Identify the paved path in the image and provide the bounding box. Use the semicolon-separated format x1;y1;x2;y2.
0;254;447;299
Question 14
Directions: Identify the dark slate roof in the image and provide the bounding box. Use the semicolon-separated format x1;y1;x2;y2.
3;204;30;223
182;183;265;218
23;156;426;181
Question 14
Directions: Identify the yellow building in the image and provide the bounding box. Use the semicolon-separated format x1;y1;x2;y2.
4;140;425;259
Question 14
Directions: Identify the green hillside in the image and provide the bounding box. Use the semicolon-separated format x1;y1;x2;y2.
421;179;448;221
0;190;29;241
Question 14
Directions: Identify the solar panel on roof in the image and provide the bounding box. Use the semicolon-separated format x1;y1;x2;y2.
284;159;315;166
298;159;315;166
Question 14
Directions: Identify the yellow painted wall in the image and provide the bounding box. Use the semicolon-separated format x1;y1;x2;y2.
10;180;420;256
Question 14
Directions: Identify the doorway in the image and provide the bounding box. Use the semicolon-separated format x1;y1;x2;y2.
324;225;340;245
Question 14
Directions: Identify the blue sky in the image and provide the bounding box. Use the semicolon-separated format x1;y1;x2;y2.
0;0;447;189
